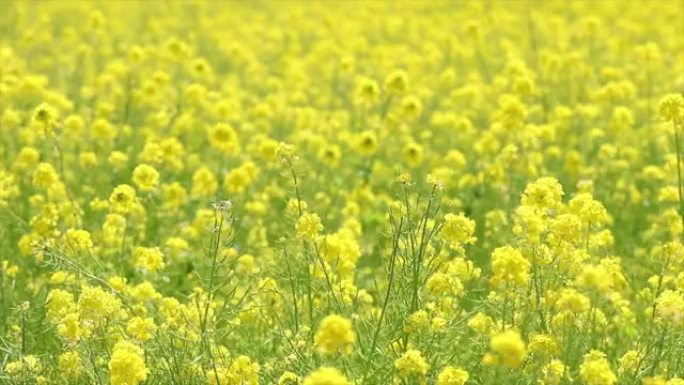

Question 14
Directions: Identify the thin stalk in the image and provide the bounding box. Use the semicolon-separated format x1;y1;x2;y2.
673;119;684;238
201;209;225;385
368;215;404;359
530;246;547;332
283;248;299;333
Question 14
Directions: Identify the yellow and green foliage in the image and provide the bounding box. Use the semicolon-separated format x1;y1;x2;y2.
1;1;684;384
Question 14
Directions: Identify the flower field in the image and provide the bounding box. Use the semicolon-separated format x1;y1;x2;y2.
1;1;684;384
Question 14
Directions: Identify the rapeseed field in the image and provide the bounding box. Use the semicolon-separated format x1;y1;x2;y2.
1;1;684;384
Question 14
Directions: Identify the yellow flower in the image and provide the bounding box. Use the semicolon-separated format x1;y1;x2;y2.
224;162;258;194
57;312;87;341
488;330;527;368
568;193;609;227
618;350;639;374
319;145;341;167
550;214;582;243
643;377;668;385
445;150;467;171
296;213;323;240
655;290;684;326
192;166;218;198
576;264;612;292
46;289;75;320
32;102;58;129
404;310;430;334
1;108;21;128
490;246;530;288
303;367;349;385
108;276;128;292
78;285;122;323
4;355;42;378
436;366;469;385
355;130;378;156
109;184;137;214
400;95;423;121
57;351;81;380
521;177;563;211
228;355;260;385
208;123;240;154
275;142;296;162
402;141;424;167
495;94;527;130
385;69;409;95
278;371;301;385
32;163;59;188
0;170;18;206
109;340;148;385
315;314;356;355
65;228;93;253
162;182;187;208
126;317;157;341
79;151;98;168
132;164;160;191
91;118;117;141
354;77;380;106
659;94;684;122
133;246;165;272
556;288;591;313
441;213;477;246
540;359;566;385
528;334;559;357
13;147;40;172
467;312;496;334
395;349;430;379
63;114;85;137
579;350;616;385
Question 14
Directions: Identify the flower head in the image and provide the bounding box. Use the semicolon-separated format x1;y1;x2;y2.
108;340;148;385
296;213;323;240
303;367;349;385
315;314;356;355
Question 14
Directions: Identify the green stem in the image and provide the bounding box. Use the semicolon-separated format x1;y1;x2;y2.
673;119;684;239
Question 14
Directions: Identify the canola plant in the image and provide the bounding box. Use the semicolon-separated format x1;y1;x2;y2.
1;1;684;384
